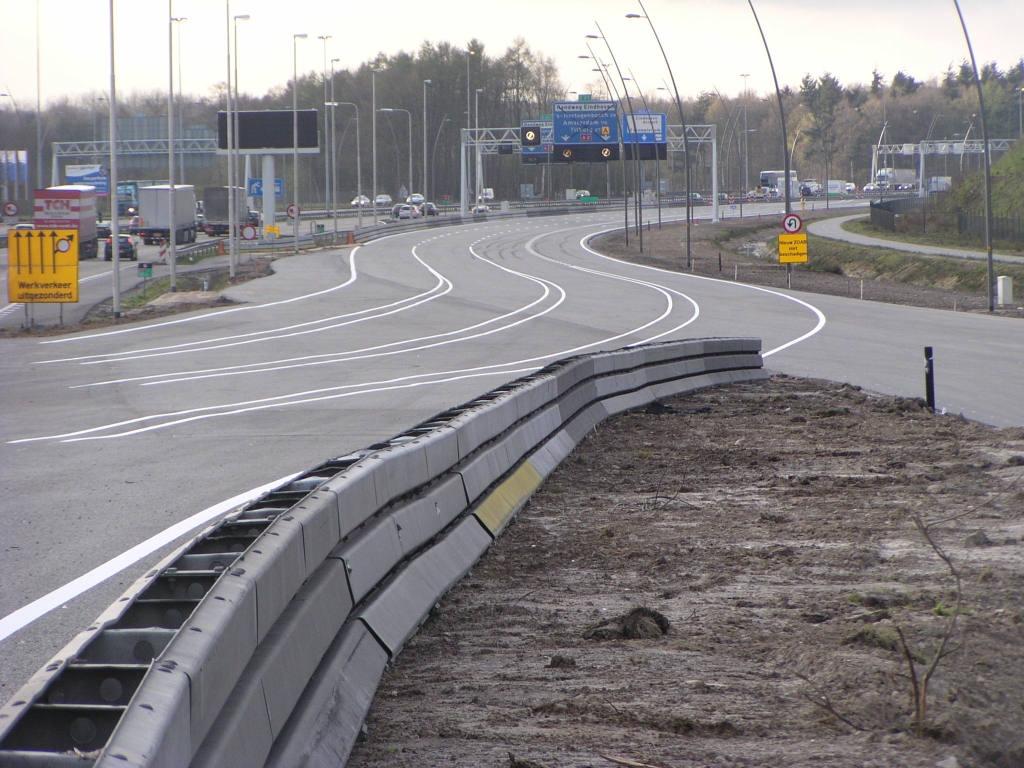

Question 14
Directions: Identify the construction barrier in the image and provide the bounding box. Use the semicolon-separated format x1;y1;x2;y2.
0;338;766;768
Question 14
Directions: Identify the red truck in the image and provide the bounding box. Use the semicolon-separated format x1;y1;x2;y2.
33;185;99;260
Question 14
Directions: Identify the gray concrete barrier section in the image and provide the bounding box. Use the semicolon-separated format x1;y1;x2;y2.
262;622;388;768
0;338;764;768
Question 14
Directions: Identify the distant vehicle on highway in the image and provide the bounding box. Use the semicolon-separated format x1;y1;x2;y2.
375;194;393;207
128;215;141;234
863;183;879;193
407;193;425;205
397;204;420;220
420;202;439;216
11;222;34;231
351;195;370;207
104;233;137;261
472;204;490;214
96;221;112;239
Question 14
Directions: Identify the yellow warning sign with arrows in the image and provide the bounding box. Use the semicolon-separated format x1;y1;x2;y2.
7;228;80;303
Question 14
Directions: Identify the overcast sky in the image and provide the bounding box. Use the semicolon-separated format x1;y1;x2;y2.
1;0;1021;111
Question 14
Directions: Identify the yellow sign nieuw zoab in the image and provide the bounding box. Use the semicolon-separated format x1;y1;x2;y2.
778;233;808;264
7;229;80;303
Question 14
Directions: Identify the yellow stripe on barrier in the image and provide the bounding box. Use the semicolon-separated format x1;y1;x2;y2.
472;460;544;536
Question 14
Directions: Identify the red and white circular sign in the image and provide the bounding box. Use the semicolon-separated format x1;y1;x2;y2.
241;225;257;241
286;204;299;220
3;201;18;217
782;213;803;234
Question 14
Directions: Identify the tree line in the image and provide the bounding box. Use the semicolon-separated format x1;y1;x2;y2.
0;43;1021;206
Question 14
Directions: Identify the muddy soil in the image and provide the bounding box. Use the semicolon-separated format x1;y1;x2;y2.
348;377;1024;768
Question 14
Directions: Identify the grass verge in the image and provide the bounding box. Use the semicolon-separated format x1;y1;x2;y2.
842;217;1024;256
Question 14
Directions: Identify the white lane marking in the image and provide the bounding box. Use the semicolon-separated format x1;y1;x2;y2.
0;471;300;644
65;241;561;388
574;225;827;356
39;246;365;345
66;251;453;367
13;229;686;443
40;250;446;365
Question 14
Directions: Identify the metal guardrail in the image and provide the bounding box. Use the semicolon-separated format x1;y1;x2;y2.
0;338;765;768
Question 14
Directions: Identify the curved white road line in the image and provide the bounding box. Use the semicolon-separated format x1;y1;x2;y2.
38;245;364;345
575;225;827;357
13;225;692;444
0;471;301;644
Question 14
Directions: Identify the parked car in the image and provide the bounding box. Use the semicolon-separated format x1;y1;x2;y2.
350;195;370;207
472;204;490;214
104;234;137;261
375;194;393;206
420;202;439;217
406;193;425;205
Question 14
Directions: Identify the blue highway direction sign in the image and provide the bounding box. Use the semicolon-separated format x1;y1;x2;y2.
552;101;619;145
622;112;667;144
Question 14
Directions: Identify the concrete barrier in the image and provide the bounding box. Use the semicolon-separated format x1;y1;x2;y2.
0;338;765;768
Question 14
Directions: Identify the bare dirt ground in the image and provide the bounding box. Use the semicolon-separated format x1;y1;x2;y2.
347;378;1024;768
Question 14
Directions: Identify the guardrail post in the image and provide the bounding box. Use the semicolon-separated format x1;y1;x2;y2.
924;346;936;411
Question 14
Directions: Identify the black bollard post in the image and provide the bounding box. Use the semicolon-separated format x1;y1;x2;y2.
718;252;722;272
924;346;936;411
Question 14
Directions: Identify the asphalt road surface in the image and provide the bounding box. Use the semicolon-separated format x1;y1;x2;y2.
2;201;1021;700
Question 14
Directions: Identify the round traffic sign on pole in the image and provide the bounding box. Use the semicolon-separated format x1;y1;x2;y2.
782;213;803;234
286;204;299;220
241;225;257;241
3;201;18;217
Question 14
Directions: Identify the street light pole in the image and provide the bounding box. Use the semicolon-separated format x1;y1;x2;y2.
330;58;340;240
36;0;42;191
293;32;307;255
379;108;412;199
225;0;236;279
626;2;693;263
108;0;120;318
167;0;177;290
423;79;431;197
464;49;473;201
233;14;249;267
172;17;186;184
741;73;749;198
953;0;995;312
318;35;331;224
474;89;483;203
372;67;383;224
431;116;450;201
337;101;362;230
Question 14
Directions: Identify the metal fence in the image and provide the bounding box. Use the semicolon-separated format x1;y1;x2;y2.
958;213;1024;243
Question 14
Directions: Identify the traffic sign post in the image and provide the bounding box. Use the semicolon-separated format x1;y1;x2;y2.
4;201;19;218
241;225;257;241
782;213;803;234
7;229;80;303
286;204;299;220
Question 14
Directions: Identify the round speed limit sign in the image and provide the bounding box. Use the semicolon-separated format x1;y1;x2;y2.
782;213;803;234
